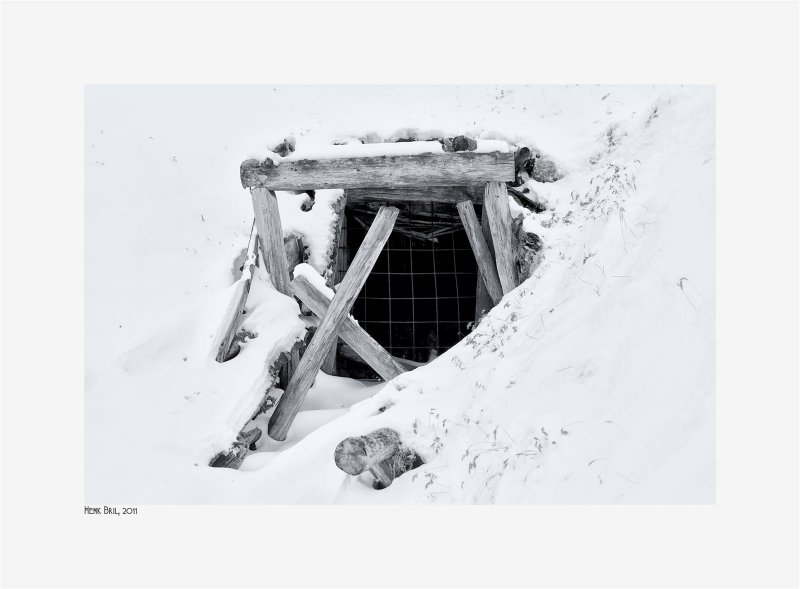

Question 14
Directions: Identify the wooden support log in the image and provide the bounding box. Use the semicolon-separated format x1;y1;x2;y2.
456;200;504;306
291;275;406;381
345;185;484;204
250;187;292;297
241;152;515;191
268;206;399;441
251;187;297;383
216;233;259;363
482;181;519;294
322;193;347;375
474;205;495;322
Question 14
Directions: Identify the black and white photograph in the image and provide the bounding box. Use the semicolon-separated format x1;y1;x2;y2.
2;1;798;588
85;84;716;504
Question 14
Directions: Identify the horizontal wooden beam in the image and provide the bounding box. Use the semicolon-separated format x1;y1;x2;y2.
291;275;406;381
345;186;484;204
241;152;515;191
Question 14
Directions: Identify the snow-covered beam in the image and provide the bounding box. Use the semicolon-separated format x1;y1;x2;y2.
240;152;515;191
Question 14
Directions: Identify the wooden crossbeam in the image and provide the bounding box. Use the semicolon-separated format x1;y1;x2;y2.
290;275;406;381
345;186;483;204
241;152;515;191
483;182;519;294
456;200;504;306
268;206;400;441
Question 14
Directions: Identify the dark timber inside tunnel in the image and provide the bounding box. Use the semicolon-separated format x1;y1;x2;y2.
336;201;479;377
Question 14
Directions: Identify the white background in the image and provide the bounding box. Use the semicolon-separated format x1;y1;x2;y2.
1;1;798;587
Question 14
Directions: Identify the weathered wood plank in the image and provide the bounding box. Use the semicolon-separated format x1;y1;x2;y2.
475;205;495;321
250;187;291;297
283;234;305;276
369;461;395;488
321;193;347;375
241;152;515;191
483;182;519;294
251;187;297;384
268;206;399;441
216;233;259;363
456;200;503;306
291;275;406;381
345;185;484;204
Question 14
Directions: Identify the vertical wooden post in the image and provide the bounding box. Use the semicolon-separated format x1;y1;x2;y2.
456;200;503;306
250;187;292;296
268;206;399;441
250;187;296;381
322;193;347;375
474;205;495;321
483;182;519;294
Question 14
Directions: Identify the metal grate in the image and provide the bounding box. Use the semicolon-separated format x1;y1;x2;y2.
342;203;478;364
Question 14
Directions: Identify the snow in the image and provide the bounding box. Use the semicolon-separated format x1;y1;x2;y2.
85;85;714;504
246;138;509;164
292;262;334;298
275;189;342;273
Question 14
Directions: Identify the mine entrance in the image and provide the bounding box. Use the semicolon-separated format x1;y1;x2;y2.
336;202;478;377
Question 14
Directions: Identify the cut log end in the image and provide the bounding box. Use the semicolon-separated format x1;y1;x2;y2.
334;438;369;475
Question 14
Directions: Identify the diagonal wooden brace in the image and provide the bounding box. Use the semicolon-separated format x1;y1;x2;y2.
290;275;406;381
456;200;504;306
268;206;400;441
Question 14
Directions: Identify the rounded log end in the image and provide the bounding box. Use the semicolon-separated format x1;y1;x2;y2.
334;437;369;475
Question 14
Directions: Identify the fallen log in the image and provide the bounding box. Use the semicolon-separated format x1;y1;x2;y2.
334;428;422;489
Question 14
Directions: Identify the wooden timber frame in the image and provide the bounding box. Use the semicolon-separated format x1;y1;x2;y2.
240;150;519;441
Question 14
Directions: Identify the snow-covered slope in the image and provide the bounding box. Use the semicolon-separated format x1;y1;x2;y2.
85;85;714;504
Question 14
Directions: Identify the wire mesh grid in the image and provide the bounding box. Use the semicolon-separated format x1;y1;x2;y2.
342;203;478;363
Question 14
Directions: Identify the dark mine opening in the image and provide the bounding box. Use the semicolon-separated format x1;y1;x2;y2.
336;201;479;378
